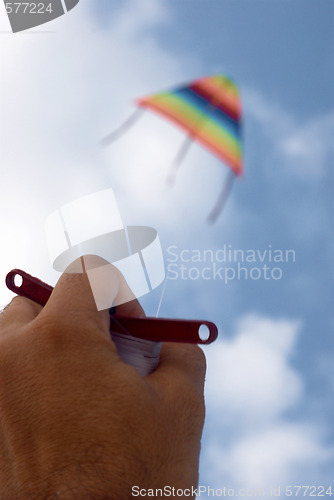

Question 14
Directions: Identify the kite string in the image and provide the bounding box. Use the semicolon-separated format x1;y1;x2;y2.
155;275;169;318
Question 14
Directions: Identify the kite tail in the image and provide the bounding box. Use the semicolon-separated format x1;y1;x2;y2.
101;108;144;147
166;134;194;186
207;170;235;223
166;98;216;186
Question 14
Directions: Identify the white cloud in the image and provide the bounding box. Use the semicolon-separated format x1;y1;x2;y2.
206;424;330;492
0;0;244;310
103;0;171;40
201;314;333;490
244;87;334;181
280;111;334;179
0;0;197;307
243;87;294;137
204;314;302;424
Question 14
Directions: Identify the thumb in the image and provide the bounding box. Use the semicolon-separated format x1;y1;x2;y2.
39;256;119;337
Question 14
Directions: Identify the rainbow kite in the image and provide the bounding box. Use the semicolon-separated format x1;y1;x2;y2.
103;75;243;222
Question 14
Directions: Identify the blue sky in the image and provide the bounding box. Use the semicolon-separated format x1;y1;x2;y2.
1;0;333;495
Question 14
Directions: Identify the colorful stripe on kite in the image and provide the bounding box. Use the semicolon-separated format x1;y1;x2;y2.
136;75;243;176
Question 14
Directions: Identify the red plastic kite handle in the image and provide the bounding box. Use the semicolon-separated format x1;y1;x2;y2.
5;269;218;345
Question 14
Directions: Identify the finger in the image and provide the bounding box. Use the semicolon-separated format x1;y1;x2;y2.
0;296;42;332
149;343;206;393
76;256;144;318
38;256;119;337
113;268;145;318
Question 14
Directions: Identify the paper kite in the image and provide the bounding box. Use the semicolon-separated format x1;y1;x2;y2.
103;75;243;222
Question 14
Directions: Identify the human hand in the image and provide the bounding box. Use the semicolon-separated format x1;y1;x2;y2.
0;261;206;499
